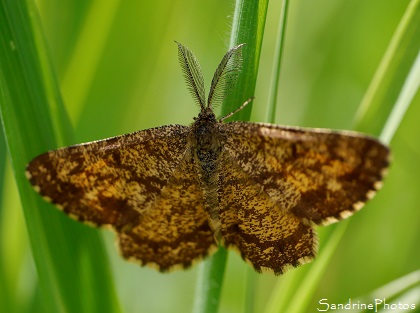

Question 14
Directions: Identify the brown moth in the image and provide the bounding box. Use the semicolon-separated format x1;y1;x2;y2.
26;42;390;274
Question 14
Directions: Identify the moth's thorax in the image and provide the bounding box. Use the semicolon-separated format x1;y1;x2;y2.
191;108;222;176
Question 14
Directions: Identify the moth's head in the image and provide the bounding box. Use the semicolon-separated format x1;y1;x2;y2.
194;106;217;123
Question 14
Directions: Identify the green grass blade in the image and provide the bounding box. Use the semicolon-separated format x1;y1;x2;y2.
0;121;8;311
264;223;349;313
192;0;269;312
379;49;420;144
0;1;121;312
266;0;290;124
346;270;420;313
0;162;35;313
221;0;269;121
61;0;120;124
192;248;228;313
353;0;420;137
0;115;5;202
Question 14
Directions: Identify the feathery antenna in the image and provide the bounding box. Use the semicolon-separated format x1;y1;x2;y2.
207;44;245;109
175;41;206;110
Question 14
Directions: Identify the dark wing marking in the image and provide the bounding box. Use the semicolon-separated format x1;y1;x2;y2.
26;125;191;232
217;149;316;274
118;150;217;271
221;122;390;226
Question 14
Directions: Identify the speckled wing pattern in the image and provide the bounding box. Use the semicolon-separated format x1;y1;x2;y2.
217;121;389;274
26;125;216;271
26;120;390;274
26;42;391;275
118;153;217;271
217;148;316;274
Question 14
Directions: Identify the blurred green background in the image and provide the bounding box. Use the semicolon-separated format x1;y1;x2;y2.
1;0;419;312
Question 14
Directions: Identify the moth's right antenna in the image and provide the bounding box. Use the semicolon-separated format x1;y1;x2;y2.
207;44;245;109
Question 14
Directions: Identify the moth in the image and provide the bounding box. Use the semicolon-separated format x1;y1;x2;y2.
26;42;390;274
